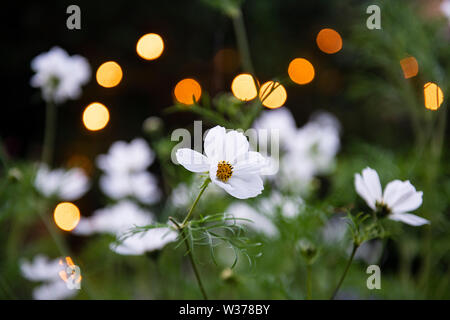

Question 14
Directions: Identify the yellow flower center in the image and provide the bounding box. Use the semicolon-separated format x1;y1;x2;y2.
216;161;233;182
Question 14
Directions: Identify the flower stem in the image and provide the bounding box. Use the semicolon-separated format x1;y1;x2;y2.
231;8;254;75
174;177;211;299
306;263;312;300
181;178;211;227
41;100;57;165
330;243;359;300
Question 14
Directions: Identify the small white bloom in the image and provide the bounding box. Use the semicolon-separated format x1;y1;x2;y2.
32;279;76;300
97;138;154;175
34;164;89;201
20;255;62;282
226;202;279;238
110;226;178;255
20;255;76;300
441;0;450;20
252;108;297;151
176;126;268;199
30;47;91;104
354;167;429;226
74;200;154;236
258;191;304;219
97;138;160;204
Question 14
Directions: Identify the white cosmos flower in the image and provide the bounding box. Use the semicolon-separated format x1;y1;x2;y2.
176;126;268;199
34;164;89;201
354;167;429;226
20;255;76;300
110;226;178;255
97;138;160;204
30;46;91;104
74;200;154;236
226;202;279;238
442;0;450;21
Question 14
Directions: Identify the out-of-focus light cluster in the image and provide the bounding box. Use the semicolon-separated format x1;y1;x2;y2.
316;28;342;54
96;61;123;88
231;73;258;101
59;256;82;287
136;33;164;60
424;82;444;110
54;202;81;231
400;57;419;79
259;81;287;109
288;58;315;85
174;78;202;105
83;102;110;131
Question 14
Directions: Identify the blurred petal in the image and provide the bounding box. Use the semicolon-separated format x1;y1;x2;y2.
389;213;429;226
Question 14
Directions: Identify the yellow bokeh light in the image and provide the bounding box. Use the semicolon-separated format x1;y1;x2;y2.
400;56;419;79
83;102;110;131
424;82;444;111
174;78;202;105
136;33;164;60
259;81;287;109
54;202;80;231
96;61;123;88
231;73;258;101
316;28;343;54
288;58;315;85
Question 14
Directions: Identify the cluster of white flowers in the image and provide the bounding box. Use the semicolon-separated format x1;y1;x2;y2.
30;46;91;104
20;255;75;300
97;138;161;204
253;108;340;193
34;164;90;201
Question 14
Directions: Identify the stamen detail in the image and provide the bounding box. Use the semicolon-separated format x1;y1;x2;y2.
216;161;233;182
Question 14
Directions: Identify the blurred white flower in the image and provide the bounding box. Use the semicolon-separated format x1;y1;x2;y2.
97;138;154;175
252;108;297;151
97;138;160;204
258;191;304;219
441;0;450;21
353;240;383;265
30;46;91;104
32;278;76;300
20;255;76;300
34;164;89;201
74;200;154;236
354;167;429;226
176;126;269;199
169;179;224;209
226;202;279;238
20;255;62;282
110;226;178;255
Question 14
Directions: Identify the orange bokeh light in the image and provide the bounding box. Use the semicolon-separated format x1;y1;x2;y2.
316;28;343;54
231;73;258;101
259;81;287;109
174;78;202;105
136;33;164;60
288;58;315;85
400;57;419;79
424;82;444;111
96;61;123;88
53;202;81;231
83;102;110;131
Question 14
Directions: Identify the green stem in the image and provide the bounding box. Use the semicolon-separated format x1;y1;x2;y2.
181;178;211;227
330;243;359;300
306;264;312;300
41;100;57;165
231;8;254;75
173;178;211;299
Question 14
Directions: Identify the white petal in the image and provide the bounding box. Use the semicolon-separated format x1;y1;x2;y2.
204;126;226;161
354;173;376;210
223;130;249;162
175;148;210;172
389;213;430;226
362;167;382;203
232;151;267;175
211;172;264;199
384;180;423;214
226;203;279;238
